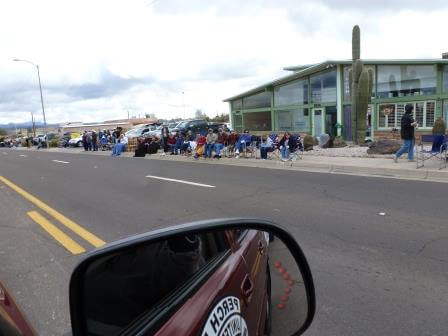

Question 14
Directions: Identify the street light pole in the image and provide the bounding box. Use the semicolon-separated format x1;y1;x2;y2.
182;91;186;119
13;59;48;147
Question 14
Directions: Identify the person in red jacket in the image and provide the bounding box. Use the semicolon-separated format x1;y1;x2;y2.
165;134;176;155
214;128;229;159
194;134;207;159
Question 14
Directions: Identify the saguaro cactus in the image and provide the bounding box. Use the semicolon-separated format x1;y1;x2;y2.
349;25;373;145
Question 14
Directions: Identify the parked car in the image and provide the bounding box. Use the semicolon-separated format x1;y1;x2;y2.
69;136;83;147
167;122;179;130
171;119;223;136
125;127;153;139
147;125;163;137
33;135;45;145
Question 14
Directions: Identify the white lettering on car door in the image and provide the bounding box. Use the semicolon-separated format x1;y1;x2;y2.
201;296;248;336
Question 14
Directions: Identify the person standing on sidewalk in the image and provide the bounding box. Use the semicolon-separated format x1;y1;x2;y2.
393;104;418;163
82;131;88;151
91;130;98;151
161;124;170;154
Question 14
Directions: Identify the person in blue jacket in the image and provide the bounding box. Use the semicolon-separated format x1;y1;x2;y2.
235;129;252;158
171;133;184;155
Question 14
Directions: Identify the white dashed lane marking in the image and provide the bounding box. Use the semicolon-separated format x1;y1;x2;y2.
145;175;215;188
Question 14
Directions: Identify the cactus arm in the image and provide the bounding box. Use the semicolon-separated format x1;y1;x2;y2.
353;59;363;84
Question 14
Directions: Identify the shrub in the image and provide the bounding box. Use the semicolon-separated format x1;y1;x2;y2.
49;139;59;148
333;136;347;148
432;118;446;135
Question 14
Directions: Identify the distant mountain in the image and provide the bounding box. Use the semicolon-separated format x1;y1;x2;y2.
0;122;59;129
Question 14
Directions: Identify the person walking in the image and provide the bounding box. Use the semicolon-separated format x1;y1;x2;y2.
393;104;418;162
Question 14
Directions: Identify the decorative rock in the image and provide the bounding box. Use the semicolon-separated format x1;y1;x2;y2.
367;140;401;155
303;135;315;151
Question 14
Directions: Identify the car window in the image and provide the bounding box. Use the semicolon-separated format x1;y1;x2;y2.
82;231;231;336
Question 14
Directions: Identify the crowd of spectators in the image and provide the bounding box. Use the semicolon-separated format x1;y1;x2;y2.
4;126;303;162
129;127;303;162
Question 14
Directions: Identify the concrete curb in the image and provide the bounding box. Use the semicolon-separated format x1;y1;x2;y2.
12;147;448;183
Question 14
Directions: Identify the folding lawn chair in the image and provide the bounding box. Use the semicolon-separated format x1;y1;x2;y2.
416;134;448;169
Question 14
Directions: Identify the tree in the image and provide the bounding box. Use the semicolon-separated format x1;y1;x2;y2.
0;128;7;136
195;109;210;121
210;113;229;122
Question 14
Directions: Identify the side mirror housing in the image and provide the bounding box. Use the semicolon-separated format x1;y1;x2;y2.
69;218;315;336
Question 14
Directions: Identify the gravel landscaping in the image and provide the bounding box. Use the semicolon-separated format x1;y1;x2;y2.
301;145;393;158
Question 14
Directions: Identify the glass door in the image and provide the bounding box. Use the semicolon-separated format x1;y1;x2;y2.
312;108;325;136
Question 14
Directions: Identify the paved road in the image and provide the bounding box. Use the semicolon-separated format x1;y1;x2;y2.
0;149;447;335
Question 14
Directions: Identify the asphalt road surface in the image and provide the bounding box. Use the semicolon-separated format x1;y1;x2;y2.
1;148;447;336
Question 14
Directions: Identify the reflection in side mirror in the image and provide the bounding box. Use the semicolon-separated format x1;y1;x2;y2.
69;219;315;336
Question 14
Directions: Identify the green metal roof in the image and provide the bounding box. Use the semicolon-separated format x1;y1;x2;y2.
224;59;448;102
284;59;448;71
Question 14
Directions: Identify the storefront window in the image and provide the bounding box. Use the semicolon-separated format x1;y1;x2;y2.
233;113;243;132
232;99;242;110
274;108;310;133
378;101;435;129
242;91;271;109
343;65;375;101
274;79;309;106
444;66;448;93
311;70;337;103
377;65;436;98
243;111;271;131
444;100;448;123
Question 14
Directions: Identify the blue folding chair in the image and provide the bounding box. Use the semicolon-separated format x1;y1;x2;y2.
416;134;448;169
267;133;280;160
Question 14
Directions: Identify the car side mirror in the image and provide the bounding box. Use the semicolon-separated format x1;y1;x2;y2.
69;219;315;336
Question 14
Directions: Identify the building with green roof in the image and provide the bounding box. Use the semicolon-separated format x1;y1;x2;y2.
224;55;448;141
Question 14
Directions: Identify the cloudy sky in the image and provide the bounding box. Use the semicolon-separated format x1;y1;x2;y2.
1;0;448;124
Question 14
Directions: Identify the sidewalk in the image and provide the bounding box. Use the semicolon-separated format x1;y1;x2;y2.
12;146;448;183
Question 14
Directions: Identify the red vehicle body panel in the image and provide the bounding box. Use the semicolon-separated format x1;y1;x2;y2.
154;230;268;336
0;281;36;336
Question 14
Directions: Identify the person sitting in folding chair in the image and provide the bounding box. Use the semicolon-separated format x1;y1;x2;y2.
279;132;292;161
260;134;274;160
224;130;239;157
235;129;252;158
288;134;303;162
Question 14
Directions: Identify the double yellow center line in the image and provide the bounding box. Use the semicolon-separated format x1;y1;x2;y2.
0;176;105;255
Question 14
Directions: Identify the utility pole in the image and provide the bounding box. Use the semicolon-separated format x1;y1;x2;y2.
182;92;186;120
31;112;36;137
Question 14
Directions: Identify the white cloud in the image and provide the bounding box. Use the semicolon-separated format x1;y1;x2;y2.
1;0;447;124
